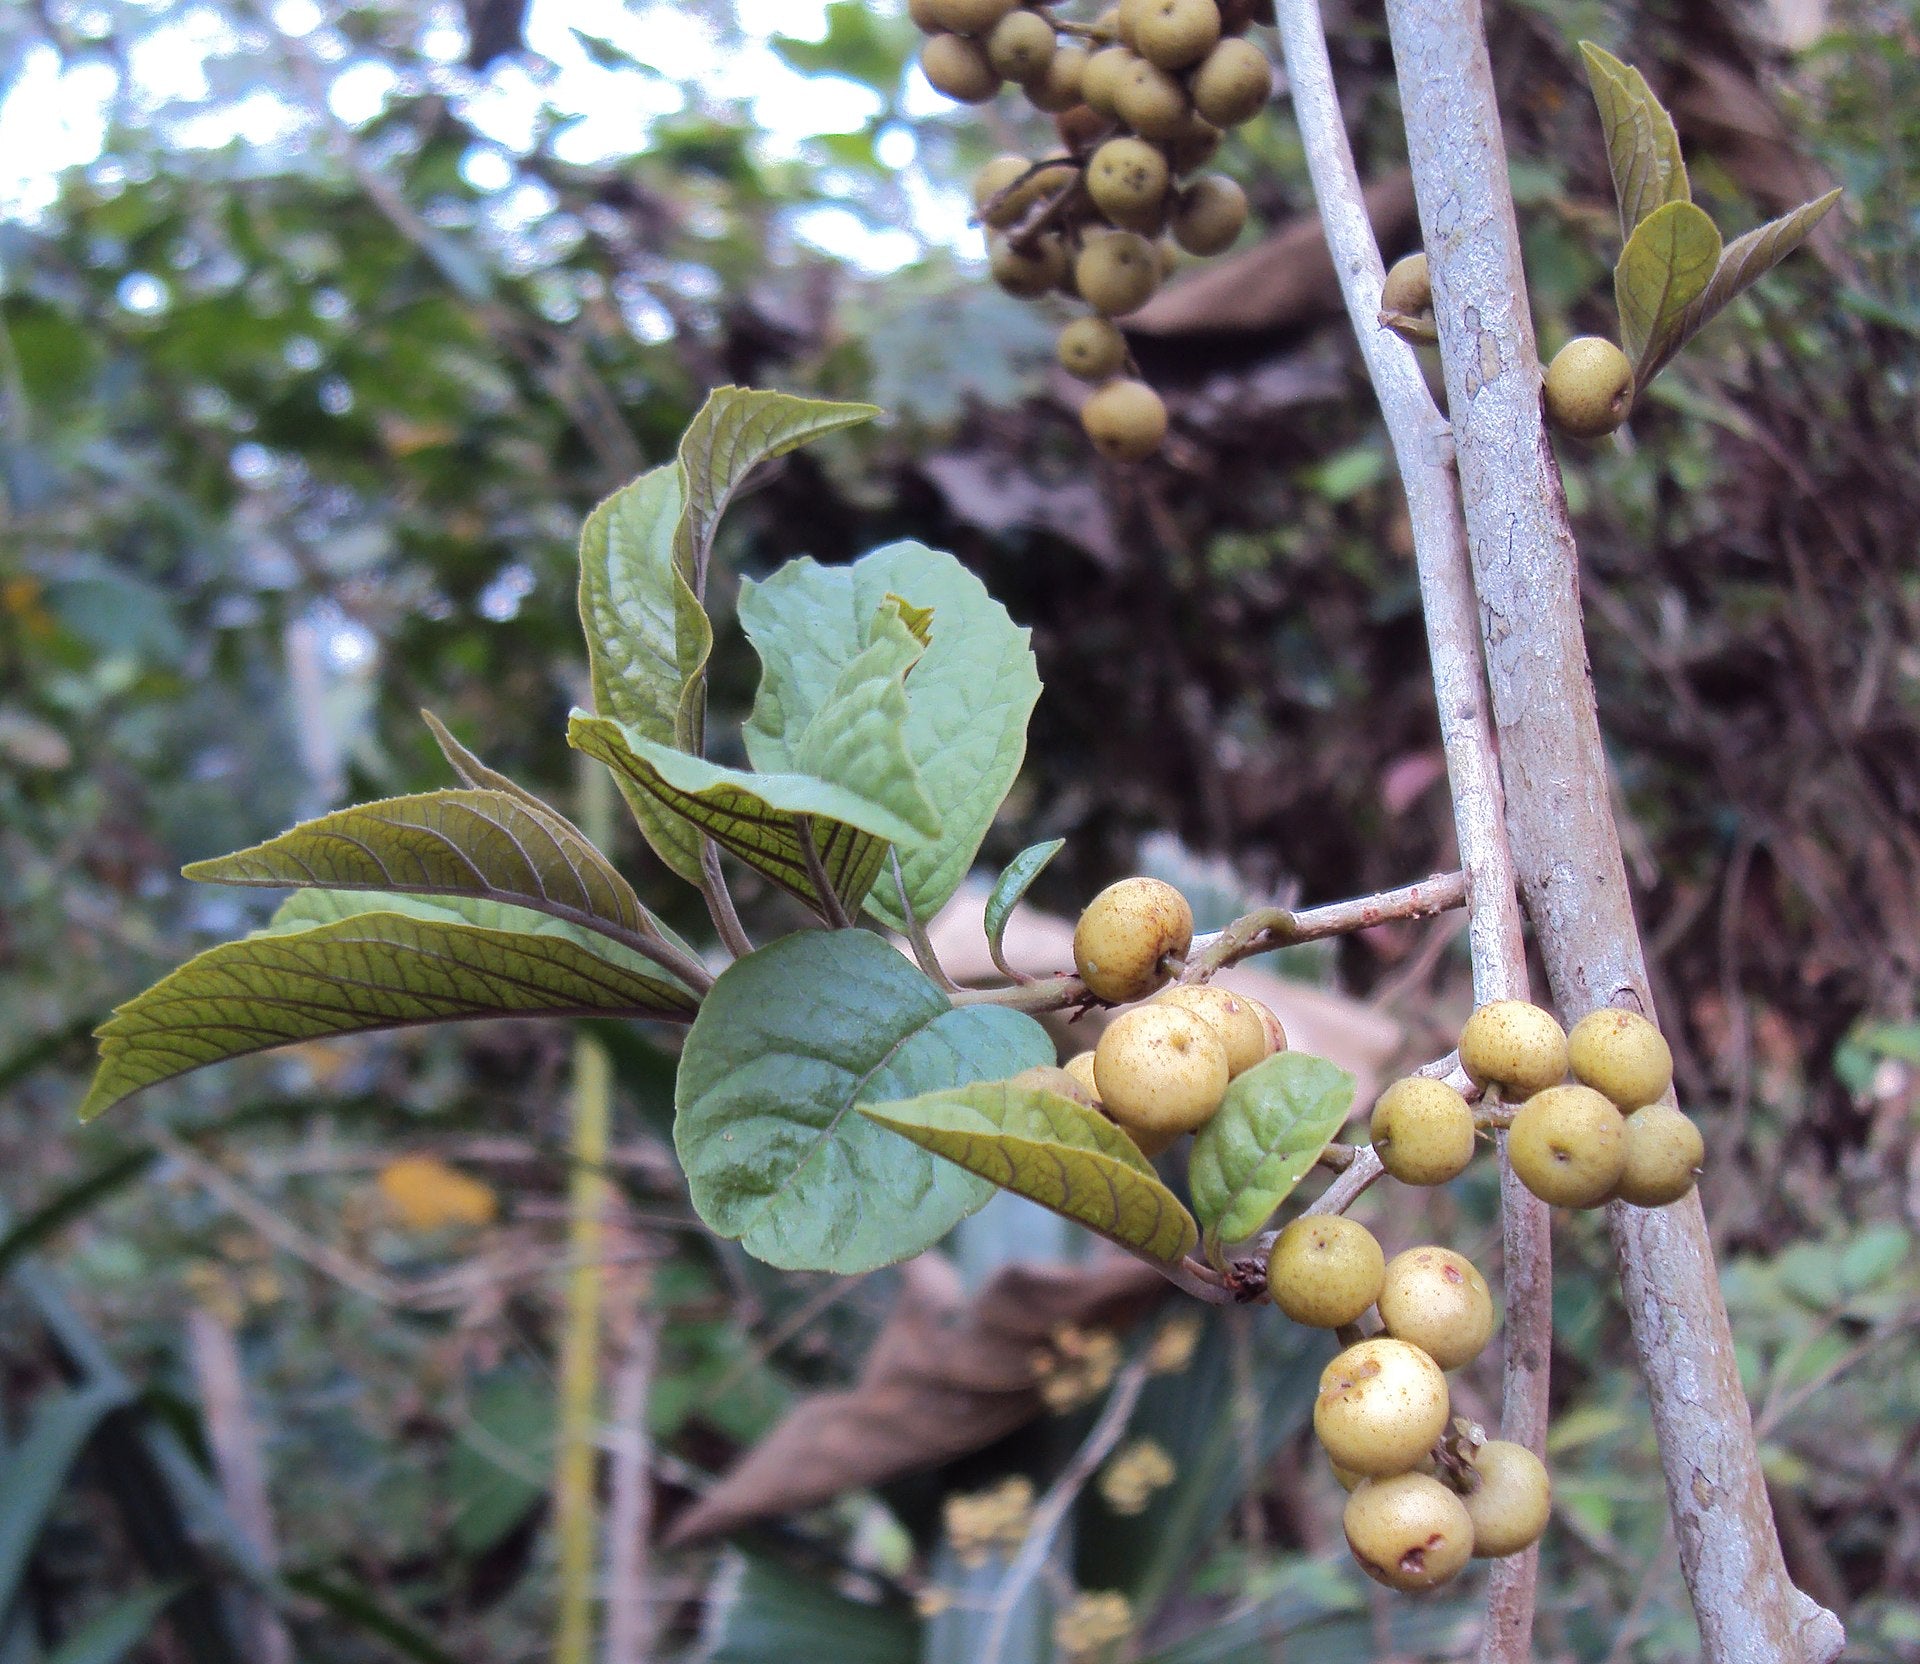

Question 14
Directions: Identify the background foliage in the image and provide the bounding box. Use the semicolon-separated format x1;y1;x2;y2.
3;0;1919;1659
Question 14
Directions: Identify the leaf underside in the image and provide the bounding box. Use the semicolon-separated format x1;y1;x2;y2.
1580;41;1690;238
1638;188;1843;385
862;1081;1201;1266
1615;198;1723;377
185;787;652;943
81;902;695;1121
569;714;909;913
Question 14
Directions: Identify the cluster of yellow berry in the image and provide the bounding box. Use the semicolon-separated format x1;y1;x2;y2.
1264;996;1698;1590
909;0;1277;460
1017;877;1287;1154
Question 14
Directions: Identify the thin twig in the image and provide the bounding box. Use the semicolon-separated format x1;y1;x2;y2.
603;1265;660;1664
980;1356;1152;1664
1271;3;1545;1656
892;851;959;991
700;838;754;961
955;871;1470;1013
797;817;853;931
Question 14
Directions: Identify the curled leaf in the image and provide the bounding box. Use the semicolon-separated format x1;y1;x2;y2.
1580;42;1690;237
985;839;1066;975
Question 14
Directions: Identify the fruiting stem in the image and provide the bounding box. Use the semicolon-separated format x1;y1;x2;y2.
1183;869;1468;979
1380;0;1843;1656
1271;0;1547;1654
977;152;1081;227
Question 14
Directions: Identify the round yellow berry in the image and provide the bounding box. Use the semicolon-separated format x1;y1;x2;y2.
1459;999;1569;1097
1073;877;1193;1002
1266;1215;1385;1329
1093;1004;1231;1138
1567;1008;1673;1110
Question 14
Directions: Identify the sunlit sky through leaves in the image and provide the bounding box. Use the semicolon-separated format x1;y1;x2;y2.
0;0;972;271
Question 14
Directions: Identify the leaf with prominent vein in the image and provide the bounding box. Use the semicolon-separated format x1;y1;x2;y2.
740;542;1040;930
569;715;916;914
82;902;697;1120
1188;1052;1356;1248
675;930;1054;1272
1580;42;1689;237
576;463;706;883
1615;199;1722;376
420;709;557;813
984;839;1065;968
184;789;652;946
1639;188;1843;384
861;1081;1199;1266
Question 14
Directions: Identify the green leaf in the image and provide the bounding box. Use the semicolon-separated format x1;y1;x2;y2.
1188;1052;1356;1247
184;789;656;948
1579;42;1690;237
0;1380;132;1614
46;1583;185;1664
283;1571;463;1664
449;1368;552;1557
569;714;921;915
419;709;564;814
702;1550;918;1664
739;542;1040;929
81;900;697;1121
1615;199;1722;378
1639;188;1843;384
675;930;1053;1273
861;1081;1200;1266
576;463;707;884
984;839;1065;970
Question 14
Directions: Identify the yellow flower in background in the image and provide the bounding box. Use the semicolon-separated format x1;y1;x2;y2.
377;1155;498;1232
1098;1437;1177;1515
1054;1591;1132;1659
943;1476;1036;1569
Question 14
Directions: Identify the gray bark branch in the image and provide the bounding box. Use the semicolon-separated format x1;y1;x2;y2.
1379;1;1845;1657
1269;1;1547;1654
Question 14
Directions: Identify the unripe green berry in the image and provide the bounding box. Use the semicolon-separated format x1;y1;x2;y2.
1567;1008;1673;1110
921;33;1001;103
1545;335;1634;439
1611;1103;1704;1208
1377;1246;1495;1370
989;232;1068;297
1076;230;1162;317
1081;377;1169;460
987;9;1056;82
1155;983;1272;1076
1058;315;1130;382
1314;1337;1451;1478
1462;1439;1551;1558
1344;1473;1475;1591
1093;1002;1230;1137
1380;250;1431;315
1025;40;1089;112
1370;1075;1476;1186
928;0;1020;31
1073;876;1194;1002
1509;1083;1626;1208
1189;35;1272;127
1081;44;1136;114
1009;1063;1097;1109
1088;136;1172;229
1266;1215;1384;1329
1170;174;1247;255
1114;57;1191;138
1132;0;1222;70
1459;999;1569;1097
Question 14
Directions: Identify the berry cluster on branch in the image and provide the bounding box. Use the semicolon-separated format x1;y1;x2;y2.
912;0;1278;459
